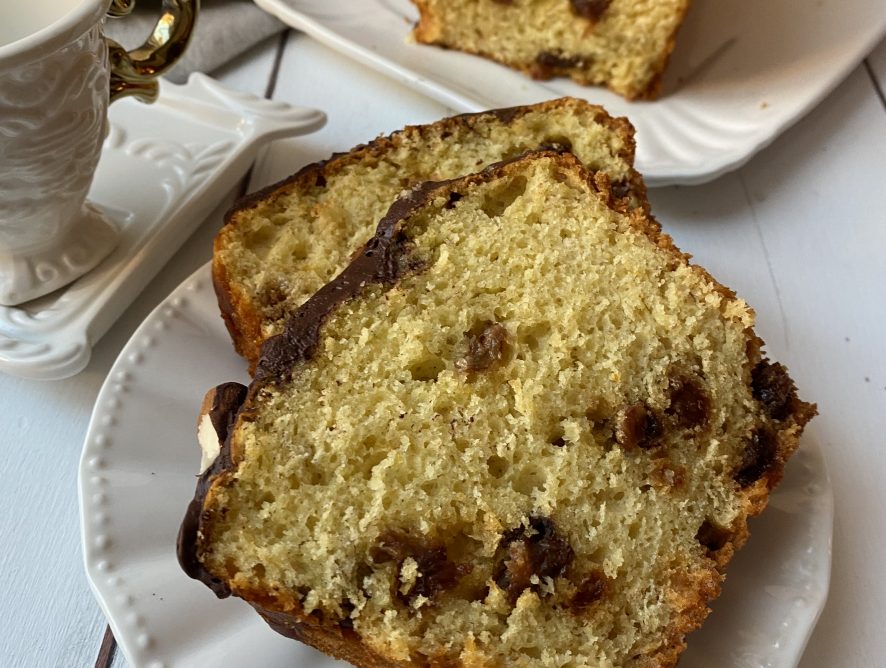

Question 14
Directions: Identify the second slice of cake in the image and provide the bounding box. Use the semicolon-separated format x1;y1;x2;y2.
214;98;643;370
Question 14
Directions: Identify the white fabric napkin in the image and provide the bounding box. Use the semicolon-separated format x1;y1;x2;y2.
104;0;285;84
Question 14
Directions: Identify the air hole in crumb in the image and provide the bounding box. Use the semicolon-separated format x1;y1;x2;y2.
487;455;509;478
337;600;355;629
445;191;462;209
585;398;611;424
587;546;607;563
243;224;277;252
251;563;266;579
523;647;543;660
361;438;387;480
480;176;527;218
696;520;730;553
446;532;484;564
517;322;551;352
548;426;567;447
513;466;546;495
259;282;287;312
408;355;446;381
301;464;328;486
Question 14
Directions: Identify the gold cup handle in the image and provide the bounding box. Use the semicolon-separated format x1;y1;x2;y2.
105;0;199;103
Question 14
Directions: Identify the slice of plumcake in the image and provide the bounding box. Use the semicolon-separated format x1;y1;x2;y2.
180;151;815;667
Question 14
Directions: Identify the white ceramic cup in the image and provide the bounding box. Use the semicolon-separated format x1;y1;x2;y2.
0;0;197;306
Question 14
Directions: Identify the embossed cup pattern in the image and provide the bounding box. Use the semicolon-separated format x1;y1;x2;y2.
0;24;117;305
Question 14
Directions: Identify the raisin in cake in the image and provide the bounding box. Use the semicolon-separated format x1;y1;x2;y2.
179;151;815;667
214;98;644;371
410;0;691;100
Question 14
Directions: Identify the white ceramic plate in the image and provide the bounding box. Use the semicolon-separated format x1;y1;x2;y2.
0;74;325;381
80;263;833;667
253;0;886;186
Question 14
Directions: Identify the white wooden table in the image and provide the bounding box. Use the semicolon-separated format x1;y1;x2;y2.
1;28;884;668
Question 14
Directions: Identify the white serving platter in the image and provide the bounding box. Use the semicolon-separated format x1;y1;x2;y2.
253;0;886;186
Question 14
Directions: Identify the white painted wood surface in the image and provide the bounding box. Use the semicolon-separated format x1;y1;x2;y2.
0;21;884;668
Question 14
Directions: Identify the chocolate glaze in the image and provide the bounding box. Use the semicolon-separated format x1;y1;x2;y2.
255;178;446;382
178;177;462;596
207;382;249;444
177;382;248;597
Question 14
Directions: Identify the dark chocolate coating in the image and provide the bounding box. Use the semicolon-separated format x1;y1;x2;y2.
176;382;247;597
255;178;446;382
